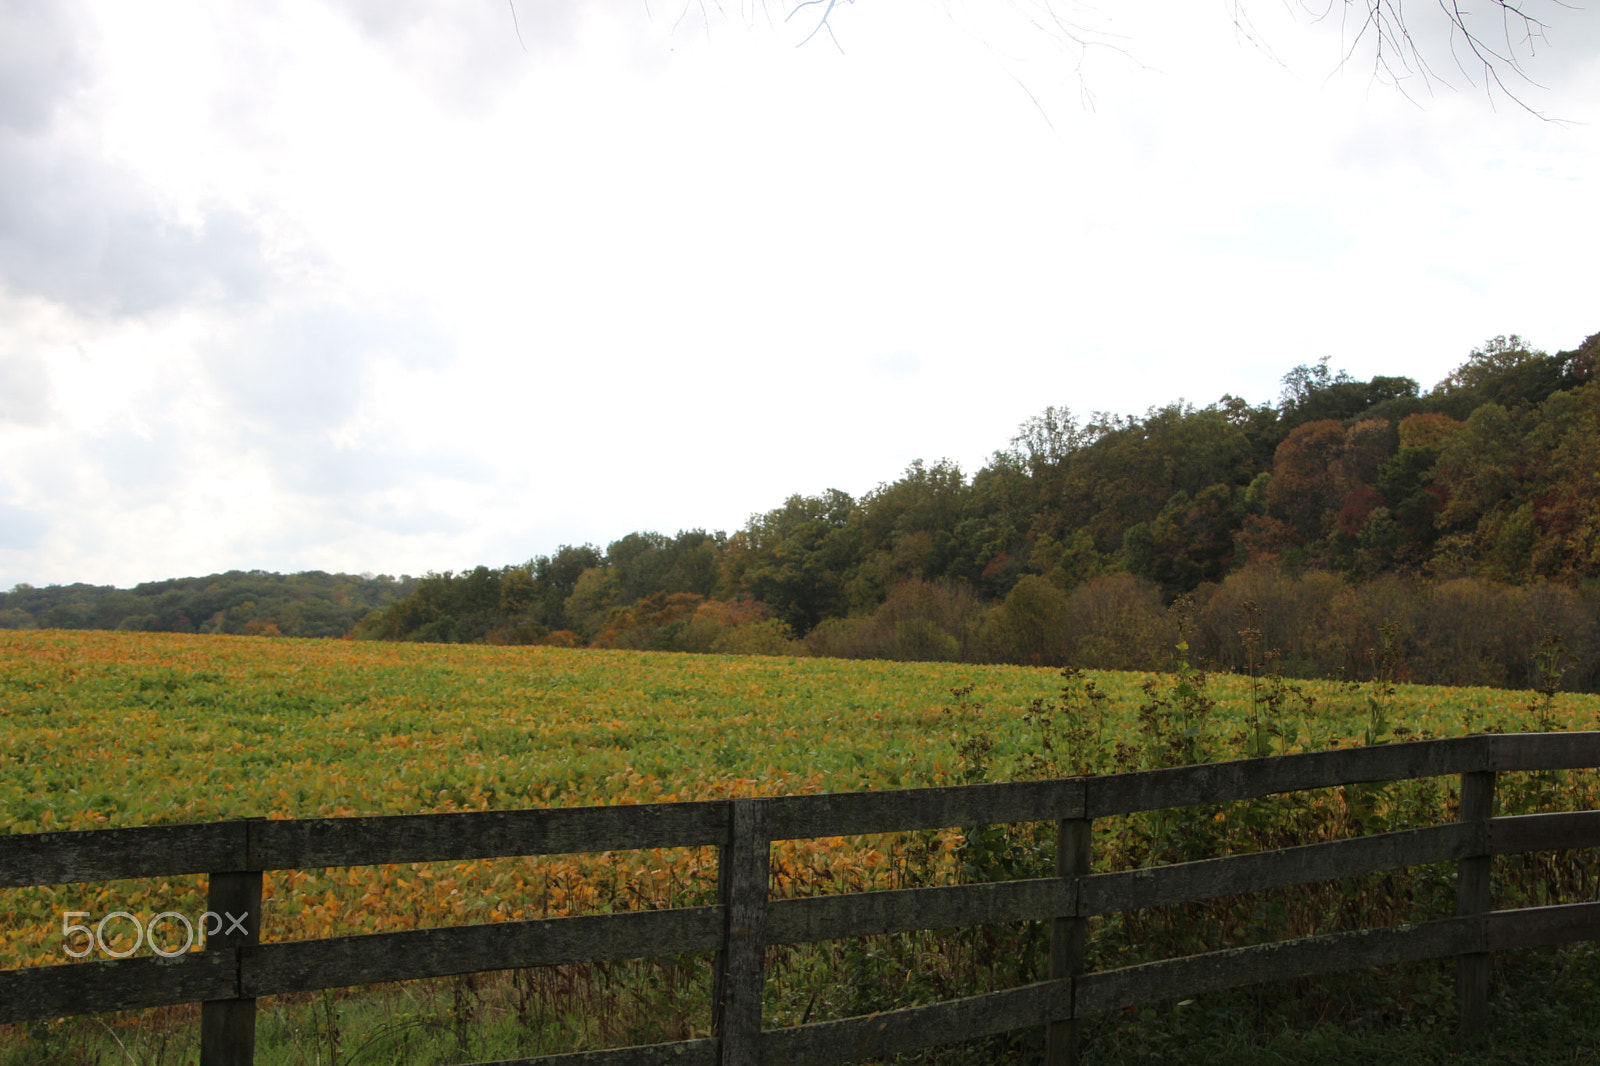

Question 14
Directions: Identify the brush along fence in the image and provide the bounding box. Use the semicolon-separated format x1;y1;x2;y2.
4;732;1600;1065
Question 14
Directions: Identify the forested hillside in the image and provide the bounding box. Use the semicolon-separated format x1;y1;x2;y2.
0;570;417;638
9;333;1598;691
352;333;1599;691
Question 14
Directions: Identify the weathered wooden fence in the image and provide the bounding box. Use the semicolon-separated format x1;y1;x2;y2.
5;732;1600;1065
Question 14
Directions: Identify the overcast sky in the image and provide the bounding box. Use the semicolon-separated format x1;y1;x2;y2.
1;0;1596;590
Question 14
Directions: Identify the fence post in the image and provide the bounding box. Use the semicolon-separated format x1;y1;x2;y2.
200;869;263;1066
1457;769;1496;1034
1047;817;1092;1066
714;799;770;1066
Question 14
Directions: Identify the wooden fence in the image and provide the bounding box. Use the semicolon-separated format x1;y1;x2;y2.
5;731;1600;1065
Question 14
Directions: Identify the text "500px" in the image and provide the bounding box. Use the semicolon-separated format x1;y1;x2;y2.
62;910;250;958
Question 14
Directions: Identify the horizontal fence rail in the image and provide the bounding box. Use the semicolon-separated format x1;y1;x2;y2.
3;733;1600;1064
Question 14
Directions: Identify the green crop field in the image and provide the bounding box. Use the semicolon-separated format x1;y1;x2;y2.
4;629;1600;1064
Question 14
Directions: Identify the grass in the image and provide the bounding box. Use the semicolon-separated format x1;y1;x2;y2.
8;960;712;1066
10;946;1599;1065
4;628;1600;1062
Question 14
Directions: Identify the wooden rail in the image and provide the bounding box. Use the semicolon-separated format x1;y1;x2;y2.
4;732;1600;1064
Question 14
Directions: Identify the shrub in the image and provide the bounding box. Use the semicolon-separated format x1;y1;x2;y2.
975;575;1072;666
1193;566;1346;676
1065;574;1172;672
829;580;984;662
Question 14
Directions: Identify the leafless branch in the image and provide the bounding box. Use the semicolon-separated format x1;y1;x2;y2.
786;0;852;51
1302;0;1565;117
774;0;1569;118
673;0;725;43
507;0;526;52
1227;0;1289;71
936;0;1151;120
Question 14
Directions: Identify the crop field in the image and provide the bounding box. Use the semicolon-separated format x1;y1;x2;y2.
4;629;1600;1062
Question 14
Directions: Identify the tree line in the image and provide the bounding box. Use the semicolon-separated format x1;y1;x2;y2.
0;570;417;638
8;332;1597;692
350;331;1598;691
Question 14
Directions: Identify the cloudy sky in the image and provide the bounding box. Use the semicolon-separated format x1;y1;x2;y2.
2;0;1596;590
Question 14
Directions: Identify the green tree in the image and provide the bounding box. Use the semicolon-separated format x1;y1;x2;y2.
564;567;620;641
532;544;603;629
727;490;859;634
980;575;1072;666
1428;335;1575;419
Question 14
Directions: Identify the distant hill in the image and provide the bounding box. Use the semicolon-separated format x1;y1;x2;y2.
0;570;418;639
